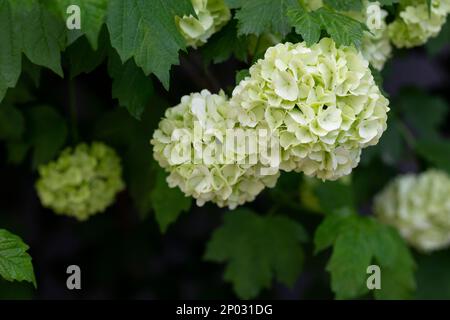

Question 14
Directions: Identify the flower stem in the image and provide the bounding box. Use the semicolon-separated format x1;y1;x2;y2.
68;79;79;144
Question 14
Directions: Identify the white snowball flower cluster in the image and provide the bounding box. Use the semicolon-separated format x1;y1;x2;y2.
176;0;231;48
151;90;279;209
388;0;450;48
230;38;390;180
374;170;450;252
348;1;392;70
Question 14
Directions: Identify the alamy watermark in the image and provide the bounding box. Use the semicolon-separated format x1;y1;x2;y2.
66;5;81;30
366;265;381;290
166;121;281;176
66;265;81;290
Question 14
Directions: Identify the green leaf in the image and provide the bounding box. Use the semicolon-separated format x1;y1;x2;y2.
327;219;372;299
426;20;450;56
150;168;192;233
416;250;450;299
0;104;25;141
224;0;241;8
0;0;22;102
372;226;416;299
108;50;154;120
94;101;166;219
287;5;321;46
0;229;36;287
201;20;248;65
315;214;416;299
314;213;347;253
416;139;450;174
324;0;362;12
6;142;29;165
233;0;297;36
25;105;68;169
16;1;66;76
106;0;194;89
235;69;249;84
66;31;108;78
57;0;108;50
396;90;448;140
205;209;306;299
315;180;355;215
377;0;399;5
315;7;366;48
376;116;405;166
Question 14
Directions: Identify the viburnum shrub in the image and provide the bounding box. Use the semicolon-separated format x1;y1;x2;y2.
0;0;449;301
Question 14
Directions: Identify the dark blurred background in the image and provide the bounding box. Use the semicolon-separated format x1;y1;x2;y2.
0;39;449;300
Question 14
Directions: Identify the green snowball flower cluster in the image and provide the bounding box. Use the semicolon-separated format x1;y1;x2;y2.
374;169;450;252
176;0;231;48
388;0;450;48
151;90;280;209
230;38;390;180
36;142;125;221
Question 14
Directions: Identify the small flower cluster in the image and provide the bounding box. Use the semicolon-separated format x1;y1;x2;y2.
374;169;450;252
388;0;450;48
152;38;389;208
177;0;231;48
36;142;125;221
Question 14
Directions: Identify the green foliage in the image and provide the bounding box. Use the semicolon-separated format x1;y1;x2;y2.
416;139;450;174
201;20;248;65
287;6;321;46
395;90;448;140
150;168;192;233
314;180;355;215
426;21;450;55
324;0;362;12
25;106;68;169
108;51;154;120
94;107;159;218
315;213;416;299
314;8;366;48
287;5;366;48
205;209;307;299
232;0;297;36
376;0;399;5
56;0;108;49
0;229;36;287
18;1;66;76
0;105;24;141
416;250;450;299
106;0;194;89
235;69;249;84
0;0;22;102
66;31;108;78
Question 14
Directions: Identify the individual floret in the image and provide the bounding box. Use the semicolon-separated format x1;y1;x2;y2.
176;0;231;48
